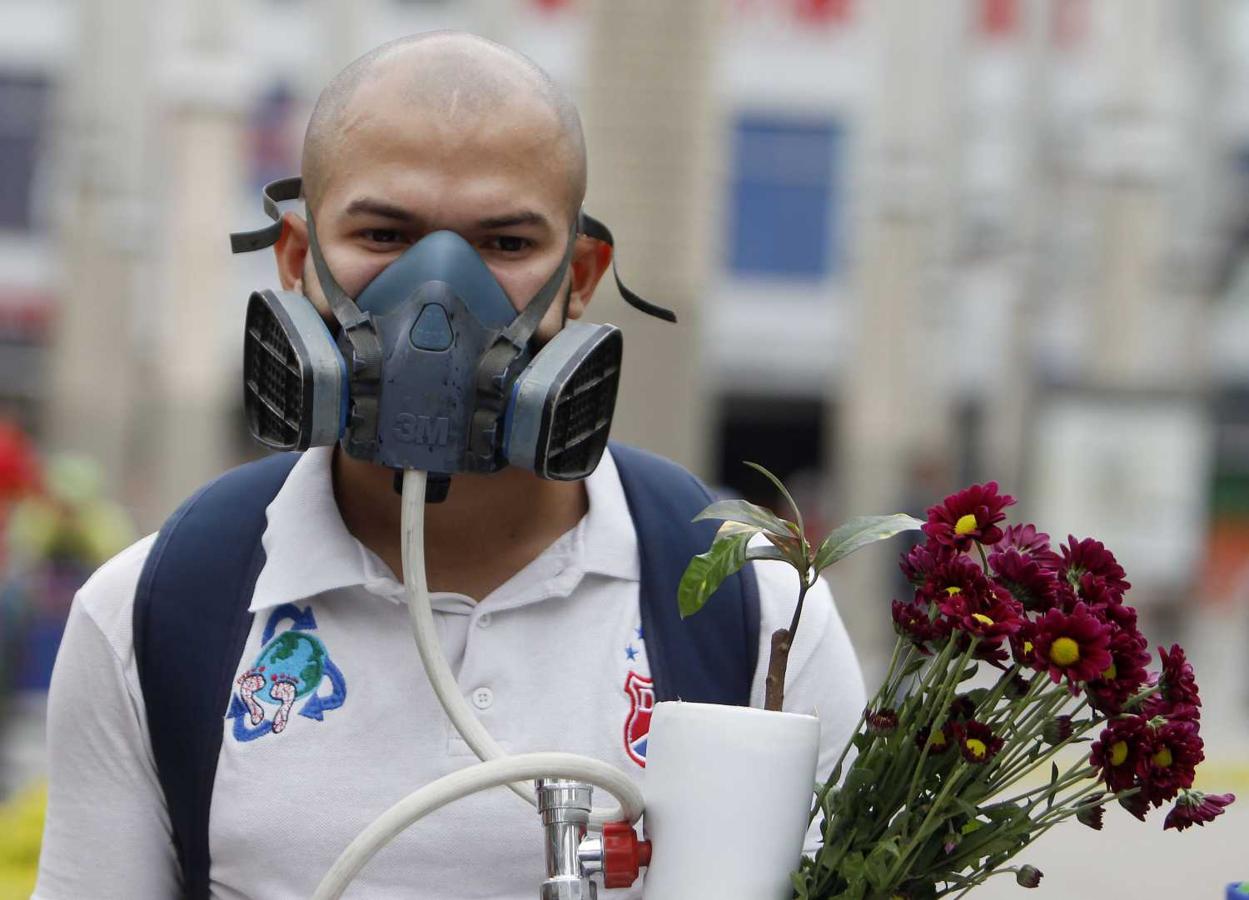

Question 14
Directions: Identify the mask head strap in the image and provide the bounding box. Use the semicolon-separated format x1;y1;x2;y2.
578;212;678;323
229;176;302;253
231;177;679;325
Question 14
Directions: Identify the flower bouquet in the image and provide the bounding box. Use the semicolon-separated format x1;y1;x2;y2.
680;470;1235;899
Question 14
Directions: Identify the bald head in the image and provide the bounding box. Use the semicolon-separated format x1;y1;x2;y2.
302;32;587;220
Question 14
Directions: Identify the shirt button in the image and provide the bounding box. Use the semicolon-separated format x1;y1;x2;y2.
471;687;494;710
476;613;493;629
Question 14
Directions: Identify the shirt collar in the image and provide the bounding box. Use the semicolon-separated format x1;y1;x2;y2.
248;445;638;613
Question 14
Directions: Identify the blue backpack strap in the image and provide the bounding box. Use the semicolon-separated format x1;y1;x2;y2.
133;452;299;899
609;443;760;705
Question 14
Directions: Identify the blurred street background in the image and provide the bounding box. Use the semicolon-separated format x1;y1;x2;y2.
1;0;1248;895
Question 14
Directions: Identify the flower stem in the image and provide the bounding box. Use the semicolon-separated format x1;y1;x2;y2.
809;637;910;826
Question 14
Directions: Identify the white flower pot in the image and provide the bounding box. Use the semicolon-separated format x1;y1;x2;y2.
641;701;820;900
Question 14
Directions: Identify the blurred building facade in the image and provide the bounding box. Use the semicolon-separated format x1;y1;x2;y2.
3;0;1249;670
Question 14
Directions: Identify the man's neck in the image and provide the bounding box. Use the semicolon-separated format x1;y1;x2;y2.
331;446;589;600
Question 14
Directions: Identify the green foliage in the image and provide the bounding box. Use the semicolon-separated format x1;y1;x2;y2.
677;525;753;618
692;499;793;538
812;514;924;574
678;465;921;627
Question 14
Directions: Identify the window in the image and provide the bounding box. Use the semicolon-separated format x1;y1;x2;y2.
0;72;51;232
728;115;841;279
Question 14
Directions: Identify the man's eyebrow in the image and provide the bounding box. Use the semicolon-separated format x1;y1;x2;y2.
343;197;422;223
475;211;550;230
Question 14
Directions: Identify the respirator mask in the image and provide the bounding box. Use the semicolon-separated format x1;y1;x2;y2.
230;177;674;490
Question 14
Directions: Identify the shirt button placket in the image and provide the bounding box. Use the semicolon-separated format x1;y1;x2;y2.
471;686;494;710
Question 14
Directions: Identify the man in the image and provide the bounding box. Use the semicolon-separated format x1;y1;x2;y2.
35;32;865;899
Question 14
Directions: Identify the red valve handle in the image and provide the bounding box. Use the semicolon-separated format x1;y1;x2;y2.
601;821;652;889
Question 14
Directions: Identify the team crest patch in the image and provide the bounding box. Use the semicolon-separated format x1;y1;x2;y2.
622;671;654;767
226;603;347;742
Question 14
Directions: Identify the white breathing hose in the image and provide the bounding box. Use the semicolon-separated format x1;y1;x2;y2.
311;752;644;900
399;468;639;827
310;469;646;898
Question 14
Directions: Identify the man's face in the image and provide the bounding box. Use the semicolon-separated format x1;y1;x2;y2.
299;81;583;340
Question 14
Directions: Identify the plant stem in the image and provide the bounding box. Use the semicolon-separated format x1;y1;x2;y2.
765;576;812;711
764;629;790;712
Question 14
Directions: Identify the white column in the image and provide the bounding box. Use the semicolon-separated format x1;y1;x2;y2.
830;0;963;679
580;0;721;477
46;0;153;501
142;0;254;520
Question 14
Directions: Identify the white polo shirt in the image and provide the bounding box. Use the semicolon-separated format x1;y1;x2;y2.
34;446;866;900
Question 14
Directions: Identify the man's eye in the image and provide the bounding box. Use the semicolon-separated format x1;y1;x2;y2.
483;236;531;254
363;229;404;245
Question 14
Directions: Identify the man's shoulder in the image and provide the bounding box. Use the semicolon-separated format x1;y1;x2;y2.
72;532;159;659
607;442;704;487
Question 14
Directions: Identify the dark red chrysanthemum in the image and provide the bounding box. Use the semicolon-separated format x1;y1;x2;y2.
1163;791;1236;831
996;523;1060;567
948;694;977;721
1137;718;1204;808
1090;715;1149;794
1118;791;1151;822
1015;865;1043;889
922;482;1016;551
1058;536;1131;600
1042;715;1073;745
920;556;996;612
1030;603;1113;690
1087;589;1139;631
1143;644;1202;721
1076;800;1105;831
951;720;1004;764
891;599;951;652
1009;620;1038;670
990;547;1062;612
915;723;954;755
1086;627;1152;715
941;581;1024;648
899;541;957;587
867;706;899;735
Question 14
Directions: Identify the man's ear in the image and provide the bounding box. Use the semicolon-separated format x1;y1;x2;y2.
566;234;613;320
274;211;309;291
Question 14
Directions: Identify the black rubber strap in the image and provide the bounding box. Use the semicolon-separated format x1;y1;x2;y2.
501;219;580;348
229;177;303;254
578;213;678;324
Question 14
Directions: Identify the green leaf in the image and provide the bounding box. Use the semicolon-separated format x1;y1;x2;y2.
677;530;752;618
985;802;1023;823
764;531;812;571
864;839;897;889
840;851;866;883
1046;762;1059;812
813;514;925;573
743;460;805;535
845;765;878;794
692;498;793;537
745;544;789;563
